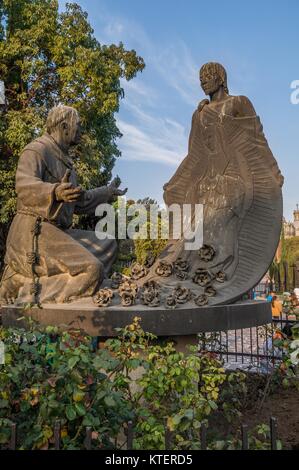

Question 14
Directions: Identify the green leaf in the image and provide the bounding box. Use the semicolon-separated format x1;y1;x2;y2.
68;356;80;370
104;396;116;407
74;402;86;417
66;405;77;421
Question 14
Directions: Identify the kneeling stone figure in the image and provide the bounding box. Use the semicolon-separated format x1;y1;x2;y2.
0;105;127;305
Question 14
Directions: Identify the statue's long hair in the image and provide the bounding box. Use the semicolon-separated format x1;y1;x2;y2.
200;62;229;94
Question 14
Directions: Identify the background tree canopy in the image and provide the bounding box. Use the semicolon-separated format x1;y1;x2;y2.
0;0;145;251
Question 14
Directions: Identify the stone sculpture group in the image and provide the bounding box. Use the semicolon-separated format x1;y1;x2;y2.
0;63;283;310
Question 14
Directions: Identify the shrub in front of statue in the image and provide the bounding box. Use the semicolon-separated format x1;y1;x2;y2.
106;317;247;450
0;317;250;450
0;323;133;450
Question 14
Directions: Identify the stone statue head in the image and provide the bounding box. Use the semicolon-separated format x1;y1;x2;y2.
199;62;228;96
46;105;81;147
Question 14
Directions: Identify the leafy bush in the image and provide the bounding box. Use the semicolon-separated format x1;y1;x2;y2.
0;324;133;449
0;316;278;450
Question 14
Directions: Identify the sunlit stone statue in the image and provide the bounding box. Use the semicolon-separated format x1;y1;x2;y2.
0;105;126;304
143;62;284;306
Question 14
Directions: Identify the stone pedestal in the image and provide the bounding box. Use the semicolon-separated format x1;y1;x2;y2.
0;299;272;337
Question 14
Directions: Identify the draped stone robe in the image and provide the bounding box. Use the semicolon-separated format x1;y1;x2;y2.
0;133;117;304
140;97;283;307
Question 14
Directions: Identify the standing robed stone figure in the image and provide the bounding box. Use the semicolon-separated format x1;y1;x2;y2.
0;105;127;304
141;62;284;307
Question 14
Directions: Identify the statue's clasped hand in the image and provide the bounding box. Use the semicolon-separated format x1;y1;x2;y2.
55;169;83;203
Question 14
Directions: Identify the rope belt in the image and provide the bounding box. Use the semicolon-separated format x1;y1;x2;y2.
17;210;71;306
26;216;42;307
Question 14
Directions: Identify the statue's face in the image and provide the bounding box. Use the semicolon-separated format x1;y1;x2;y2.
63;115;81;146
71;117;81;145
200;69;222;96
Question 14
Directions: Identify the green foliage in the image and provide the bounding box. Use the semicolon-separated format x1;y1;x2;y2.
106;318;247;450
0;317;281;450
279;237;299;291
209;424;282;450
0;324;133;449
0;0;145;227
133;201;168;266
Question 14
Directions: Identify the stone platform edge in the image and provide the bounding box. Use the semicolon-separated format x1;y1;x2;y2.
0;301;272;337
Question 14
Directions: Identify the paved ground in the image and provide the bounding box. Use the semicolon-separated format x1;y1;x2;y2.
200;314;298;372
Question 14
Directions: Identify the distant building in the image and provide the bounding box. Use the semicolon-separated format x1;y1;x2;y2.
283;205;299;238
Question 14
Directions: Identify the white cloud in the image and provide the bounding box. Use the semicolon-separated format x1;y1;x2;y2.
117;113;187;166
120;78;158;107
153;41;200;106
103;20;124;37
85;4;196;166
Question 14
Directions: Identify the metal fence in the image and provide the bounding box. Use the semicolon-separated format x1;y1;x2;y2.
4;416;279;450
199;316;297;373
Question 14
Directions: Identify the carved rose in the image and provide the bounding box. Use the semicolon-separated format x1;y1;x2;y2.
111;272;124;289
144;252;156;268
142;280;160;292
198;245;216;262
192;269;213;287
174;258;190;279
194;294;209;307
141;289;160;307
93;288;114;307
175;270;189;281
173;285;192;304
120;293;136;307
165;294;177;310
155;261;173;277
215;271;226;283
118;281;138;307
131;263;148;280
205;286;217;297
141;280;160;307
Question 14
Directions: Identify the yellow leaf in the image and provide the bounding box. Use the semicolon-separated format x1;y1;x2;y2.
73;390;85;402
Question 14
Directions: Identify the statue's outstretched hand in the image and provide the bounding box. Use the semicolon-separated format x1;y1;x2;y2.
108;176;128;199
55;169;82;203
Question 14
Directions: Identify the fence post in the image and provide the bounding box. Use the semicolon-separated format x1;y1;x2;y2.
164;419;172;450
127;421;133;450
241;424;249;450
200;423;207;450
270;417;278;450
9;423;16;450
85;426;92;450
54;419;61;450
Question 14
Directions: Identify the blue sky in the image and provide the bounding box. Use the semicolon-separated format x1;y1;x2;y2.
61;0;299;220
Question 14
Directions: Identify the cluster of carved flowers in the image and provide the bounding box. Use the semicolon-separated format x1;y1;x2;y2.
198;244;216;262
93;288;114;307
140;280;160;307
155;261;173;277
131;263;148;280
118;281;138;307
